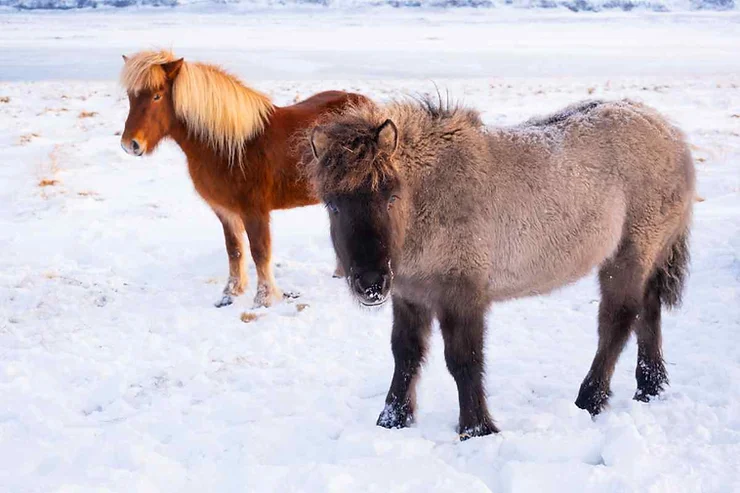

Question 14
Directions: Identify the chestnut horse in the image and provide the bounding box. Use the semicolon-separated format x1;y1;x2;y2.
120;50;368;307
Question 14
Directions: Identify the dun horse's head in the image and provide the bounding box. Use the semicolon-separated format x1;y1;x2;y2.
309;116;407;307
120;54;184;157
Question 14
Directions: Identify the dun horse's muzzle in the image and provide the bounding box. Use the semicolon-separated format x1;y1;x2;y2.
352;270;391;306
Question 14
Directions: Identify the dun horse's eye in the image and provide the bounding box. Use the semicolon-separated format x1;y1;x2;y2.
388;195;400;209
153;93;162;101
326;201;339;214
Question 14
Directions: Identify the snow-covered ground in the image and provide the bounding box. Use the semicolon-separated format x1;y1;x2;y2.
1;11;739;493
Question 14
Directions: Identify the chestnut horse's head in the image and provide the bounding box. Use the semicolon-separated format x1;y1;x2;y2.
120;52;184;156
309;112;407;307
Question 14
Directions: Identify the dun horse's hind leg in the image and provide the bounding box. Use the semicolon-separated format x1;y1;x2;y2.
576;244;649;415
377;296;433;429
633;274;669;402
439;305;498;439
245;214;283;308
214;210;247;308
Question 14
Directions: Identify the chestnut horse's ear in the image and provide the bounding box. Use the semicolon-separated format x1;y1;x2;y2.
161;58;184;80
310;127;329;160
122;54;129;63
376;119;398;156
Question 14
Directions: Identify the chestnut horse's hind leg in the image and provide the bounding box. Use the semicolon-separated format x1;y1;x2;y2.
576;244;650;415
633;274;669;402
438;305;498;440
377;296;433;429
244;214;283;308
214;210;247;308
332;260;345;278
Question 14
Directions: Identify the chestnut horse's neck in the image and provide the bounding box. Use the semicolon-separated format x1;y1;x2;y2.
167;108;273;170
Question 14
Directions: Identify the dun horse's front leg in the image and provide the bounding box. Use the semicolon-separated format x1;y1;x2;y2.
244;214;283;308
214;210;247;307
439;306;498;440
377;296;433;429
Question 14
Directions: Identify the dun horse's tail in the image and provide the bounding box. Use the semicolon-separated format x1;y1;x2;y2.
653;229;690;309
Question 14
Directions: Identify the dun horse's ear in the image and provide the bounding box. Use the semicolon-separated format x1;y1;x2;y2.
122;55;129;63
310;127;329;160
161;58;184;80
376;119;398;156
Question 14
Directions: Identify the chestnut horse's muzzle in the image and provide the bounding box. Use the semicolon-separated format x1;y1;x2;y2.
120;137;144;157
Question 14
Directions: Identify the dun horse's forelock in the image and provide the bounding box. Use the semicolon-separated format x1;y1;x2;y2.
306;101;421;196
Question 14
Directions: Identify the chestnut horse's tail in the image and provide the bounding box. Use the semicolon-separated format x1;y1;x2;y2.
653;228;691;309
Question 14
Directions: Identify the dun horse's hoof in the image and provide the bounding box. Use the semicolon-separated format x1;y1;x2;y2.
634;362;669;402
458;421;499;441
377;403;413;429
575;379;611;416
215;295;234;308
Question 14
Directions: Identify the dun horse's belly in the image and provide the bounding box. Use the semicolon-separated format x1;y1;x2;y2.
485;204;625;301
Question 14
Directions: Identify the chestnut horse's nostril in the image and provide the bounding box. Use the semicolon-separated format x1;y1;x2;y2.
131;139;142;155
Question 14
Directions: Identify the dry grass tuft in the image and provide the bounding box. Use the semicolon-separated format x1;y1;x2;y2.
78;111;98;119
19;133;40;145
0;96;10;103
38;178;60;187
77;190;99;197
240;312;263;323
695;195;706;203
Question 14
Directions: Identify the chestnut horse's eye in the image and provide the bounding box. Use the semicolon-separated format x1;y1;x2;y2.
326;201;339;214
153;93;162;101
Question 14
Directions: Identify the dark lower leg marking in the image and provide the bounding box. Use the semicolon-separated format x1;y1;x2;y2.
439;307;498;439
577;254;647;415
634;276;669;401
377;296;432;429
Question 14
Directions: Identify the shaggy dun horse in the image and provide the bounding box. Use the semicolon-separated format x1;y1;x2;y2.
120;50;367;307
308;99;695;439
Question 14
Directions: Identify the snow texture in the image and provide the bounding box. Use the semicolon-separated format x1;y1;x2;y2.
0;0;738;12
1;10;739;493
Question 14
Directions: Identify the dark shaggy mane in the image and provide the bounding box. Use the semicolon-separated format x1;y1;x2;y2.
524;100;606;128
414;91;483;127
304;100;399;195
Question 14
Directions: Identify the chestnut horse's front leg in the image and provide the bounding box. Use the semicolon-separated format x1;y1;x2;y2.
244;214;283;308
214;210;248;307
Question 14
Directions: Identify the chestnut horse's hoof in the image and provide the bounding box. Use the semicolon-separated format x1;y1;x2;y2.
252;284;283;308
377;403;414;429
215;295;234;308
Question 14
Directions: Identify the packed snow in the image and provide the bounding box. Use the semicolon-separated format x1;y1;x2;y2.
1;10;739;493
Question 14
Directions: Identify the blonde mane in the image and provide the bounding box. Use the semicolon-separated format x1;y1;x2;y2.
120;49;274;166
